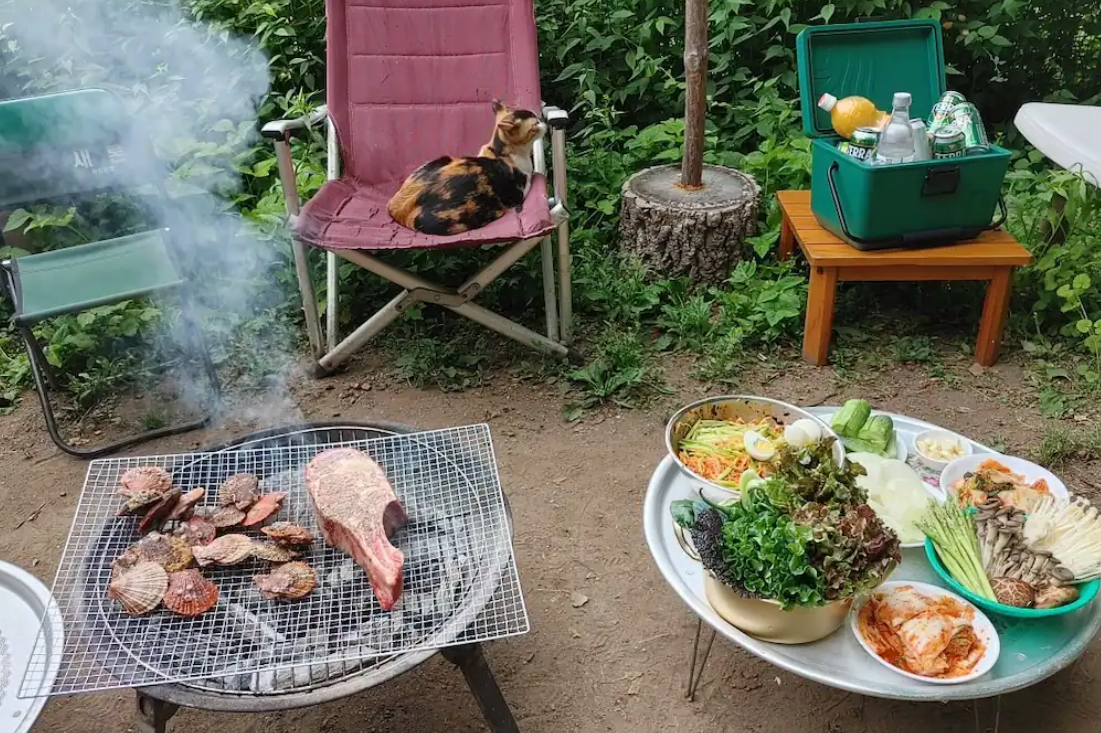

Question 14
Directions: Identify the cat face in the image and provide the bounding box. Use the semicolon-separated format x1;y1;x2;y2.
491;99;547;147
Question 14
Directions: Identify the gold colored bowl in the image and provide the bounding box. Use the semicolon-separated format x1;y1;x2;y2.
702;574;852;644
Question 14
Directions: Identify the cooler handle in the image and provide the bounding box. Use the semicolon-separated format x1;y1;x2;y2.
827;162;1007;249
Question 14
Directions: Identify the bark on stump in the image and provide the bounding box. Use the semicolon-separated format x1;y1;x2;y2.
618;164;761;285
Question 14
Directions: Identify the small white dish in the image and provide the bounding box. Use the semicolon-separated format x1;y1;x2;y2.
939;453;1068;501
850;580;1000;685
913;429;973;472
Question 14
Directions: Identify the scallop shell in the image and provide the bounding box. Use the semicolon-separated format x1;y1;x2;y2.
253;561;316;600
118;487;169;516
175;517;217;546
209;505;246;529
251;541;299;563
138;488;181;534
163;570;220;616
137;532;194;573
193;534;255;567
167;488;207;521
218;474;259;510
242;492;287;527
108;561;168;615
261;522;315;547
118;466;172;498
111;544;144;580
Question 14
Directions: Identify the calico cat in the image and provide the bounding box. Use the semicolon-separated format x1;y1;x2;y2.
387;100;546;235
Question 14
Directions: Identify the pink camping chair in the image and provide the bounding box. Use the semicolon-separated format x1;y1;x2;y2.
260;0;574;375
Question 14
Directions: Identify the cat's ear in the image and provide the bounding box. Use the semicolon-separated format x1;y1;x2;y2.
491;99;505;114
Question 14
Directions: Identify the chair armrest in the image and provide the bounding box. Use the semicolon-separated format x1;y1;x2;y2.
542;104;569;130
260;106;329;140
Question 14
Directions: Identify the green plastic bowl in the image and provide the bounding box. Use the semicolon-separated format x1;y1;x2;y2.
924;538;1100;618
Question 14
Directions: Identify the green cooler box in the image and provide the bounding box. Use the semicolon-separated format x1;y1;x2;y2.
796;19;1010;250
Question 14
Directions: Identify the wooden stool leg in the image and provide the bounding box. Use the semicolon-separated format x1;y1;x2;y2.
778;215;795;261
803;266;838;366
976;267;1014;367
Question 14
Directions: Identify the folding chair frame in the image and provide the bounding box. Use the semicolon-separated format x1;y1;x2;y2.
0;229;221;459
261;103;578;377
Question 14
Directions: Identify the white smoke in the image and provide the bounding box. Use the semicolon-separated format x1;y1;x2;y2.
0;0;310;430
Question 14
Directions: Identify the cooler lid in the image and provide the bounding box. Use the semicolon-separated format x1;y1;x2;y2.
796;19;946;138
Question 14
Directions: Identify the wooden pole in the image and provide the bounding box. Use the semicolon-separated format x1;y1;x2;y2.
681;0;709;189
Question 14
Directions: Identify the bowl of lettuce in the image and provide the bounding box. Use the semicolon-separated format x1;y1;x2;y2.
671;438;902;644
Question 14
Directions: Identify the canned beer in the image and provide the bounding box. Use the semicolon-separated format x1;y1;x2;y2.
949;102;990;153
932;124;966;159
839;126;879;162
910;119;932;161
928;90;967;133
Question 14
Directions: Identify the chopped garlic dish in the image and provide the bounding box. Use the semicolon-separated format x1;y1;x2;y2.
917;436;965;462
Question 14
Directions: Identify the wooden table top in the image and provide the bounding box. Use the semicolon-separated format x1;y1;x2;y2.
777;190;1033;268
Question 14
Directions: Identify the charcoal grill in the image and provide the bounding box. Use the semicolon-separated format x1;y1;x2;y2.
23;421;528;733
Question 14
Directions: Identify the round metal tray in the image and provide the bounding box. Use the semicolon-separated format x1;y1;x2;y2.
644;406;1101;701
0;560;63;733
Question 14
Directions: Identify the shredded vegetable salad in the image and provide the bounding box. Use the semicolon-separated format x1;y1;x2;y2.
677;418;784;486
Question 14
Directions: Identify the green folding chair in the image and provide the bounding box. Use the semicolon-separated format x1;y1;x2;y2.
0;89;220;457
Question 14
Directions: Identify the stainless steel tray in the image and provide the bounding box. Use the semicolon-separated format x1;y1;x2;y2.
0;560;63;731
645;406;1101;701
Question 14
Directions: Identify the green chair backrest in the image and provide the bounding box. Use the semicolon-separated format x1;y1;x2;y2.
0;89;159;208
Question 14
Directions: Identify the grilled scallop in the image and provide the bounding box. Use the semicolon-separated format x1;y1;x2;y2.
193;534;255;567
242;492;287;527
138;489;182;534
175;517;217;547
250;541;299;563
118;466;172;498
108;561;168;615
167;488;207;521
209;505;246;529
253;561;316;601
260;522;315;547
217;474;259;510
163;570;220;617
136;532;194;573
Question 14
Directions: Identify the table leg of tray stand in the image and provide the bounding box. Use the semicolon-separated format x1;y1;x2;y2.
440;643;521;733
136;691;179;733
685;619;718;702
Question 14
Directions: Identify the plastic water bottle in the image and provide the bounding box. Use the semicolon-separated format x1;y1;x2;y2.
874;92;916;165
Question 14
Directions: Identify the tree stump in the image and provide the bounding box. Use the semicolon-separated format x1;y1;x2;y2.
618;164;761;285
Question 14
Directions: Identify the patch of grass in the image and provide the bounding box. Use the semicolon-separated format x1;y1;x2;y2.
139;411;168;431
1033;425;1101;470
563;328;666;420
390;329;491;392
892;335;937;364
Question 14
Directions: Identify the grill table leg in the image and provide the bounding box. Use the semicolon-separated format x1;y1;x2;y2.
441;644;520;733
136;692;179;733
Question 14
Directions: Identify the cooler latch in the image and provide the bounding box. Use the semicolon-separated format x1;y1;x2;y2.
922;166;961;197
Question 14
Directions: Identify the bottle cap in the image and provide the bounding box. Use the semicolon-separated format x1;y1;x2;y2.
893;92;912;106
817;93;837;111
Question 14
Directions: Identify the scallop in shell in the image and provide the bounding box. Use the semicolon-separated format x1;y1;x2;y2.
175;517;217;546
167;488;207;521
163;570;219;617
218;474;259;510
108;561;168;615
250;541;299;563
193;534;255;567
110;544;144;580
138;488;181;535
260;522;315;547
118;487;170;516
118;466;172;498
137;532;194;573
209;505;246;529
253;561;316;600
242;492;287;527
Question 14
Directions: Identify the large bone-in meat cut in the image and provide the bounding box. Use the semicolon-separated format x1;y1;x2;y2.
306;448;408;610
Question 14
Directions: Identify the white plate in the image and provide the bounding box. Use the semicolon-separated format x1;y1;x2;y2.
821;411;907;463
939;454;1068;501
0;560;64;732
850;581;1000;685
913;429;973;472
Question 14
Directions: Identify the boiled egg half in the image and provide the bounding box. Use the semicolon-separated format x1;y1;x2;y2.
743;430;777;461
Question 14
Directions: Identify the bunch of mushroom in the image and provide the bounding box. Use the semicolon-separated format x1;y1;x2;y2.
974;499;1079;609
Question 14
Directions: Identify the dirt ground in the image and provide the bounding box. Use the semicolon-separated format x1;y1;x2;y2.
2;352;1099;733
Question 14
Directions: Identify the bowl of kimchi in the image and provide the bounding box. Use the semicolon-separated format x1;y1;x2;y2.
665;395;843;494
851;581;1000;684
940;454;1068;511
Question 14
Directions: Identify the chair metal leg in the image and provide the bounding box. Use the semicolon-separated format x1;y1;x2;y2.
440;644;521;733
316;290;413;374
325;250;339;353
539;236;559;342
449;300;571;359
19;325;59;389
551;128;572;345
17;289;220;458
291;239;324;359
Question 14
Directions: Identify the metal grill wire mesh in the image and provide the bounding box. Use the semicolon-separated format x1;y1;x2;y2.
21;424;529;697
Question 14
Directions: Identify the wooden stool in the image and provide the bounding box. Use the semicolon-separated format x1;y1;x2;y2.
777;190;1032;367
